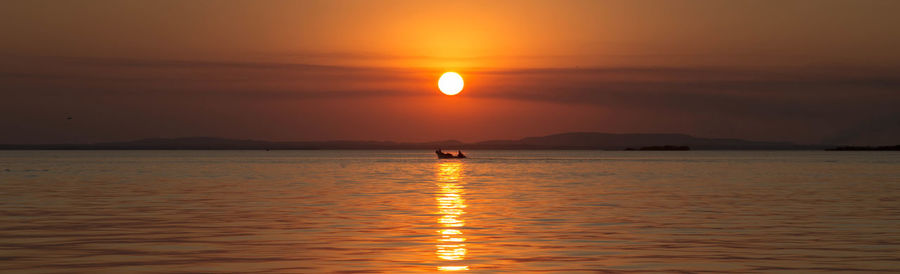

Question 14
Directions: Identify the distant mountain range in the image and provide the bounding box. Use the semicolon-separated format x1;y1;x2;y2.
0;132;832;150
468;132;815;150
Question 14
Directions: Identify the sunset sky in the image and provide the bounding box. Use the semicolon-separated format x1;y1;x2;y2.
2;0;899;145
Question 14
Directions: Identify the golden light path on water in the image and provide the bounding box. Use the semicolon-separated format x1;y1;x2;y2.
435;161;469;271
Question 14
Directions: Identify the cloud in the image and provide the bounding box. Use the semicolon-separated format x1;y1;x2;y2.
469;65;900;117
4;54;390;71
5;56;898;105
0;55;432;99
2;55;898;144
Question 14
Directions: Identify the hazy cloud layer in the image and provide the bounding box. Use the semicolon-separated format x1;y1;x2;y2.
2;56;898;145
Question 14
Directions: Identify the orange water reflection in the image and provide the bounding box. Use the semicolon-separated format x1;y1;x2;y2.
435;161;469;271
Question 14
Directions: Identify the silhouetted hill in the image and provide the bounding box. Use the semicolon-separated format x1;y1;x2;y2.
472;132;813;150
0;137;467;150
101;137;271;148
625;145;691;151
826;145;900;151
0;132;828;150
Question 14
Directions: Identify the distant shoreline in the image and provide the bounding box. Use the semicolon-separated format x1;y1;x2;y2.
1;147;894;151
825;145;900;151
0;145;843;151
0;147;832;150
1;132;888;151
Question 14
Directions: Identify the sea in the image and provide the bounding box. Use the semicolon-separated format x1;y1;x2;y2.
1;150;898;273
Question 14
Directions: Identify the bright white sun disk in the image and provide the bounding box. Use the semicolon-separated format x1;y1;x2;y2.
438;72;464;95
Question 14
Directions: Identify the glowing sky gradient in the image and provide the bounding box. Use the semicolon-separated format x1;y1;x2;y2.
1;0;898;145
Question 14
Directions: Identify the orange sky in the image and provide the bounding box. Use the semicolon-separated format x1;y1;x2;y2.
1;0;899;145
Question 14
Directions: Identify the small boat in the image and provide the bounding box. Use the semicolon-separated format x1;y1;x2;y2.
436;149;466;159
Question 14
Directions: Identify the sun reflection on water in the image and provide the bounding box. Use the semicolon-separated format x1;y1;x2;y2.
435;161;468;271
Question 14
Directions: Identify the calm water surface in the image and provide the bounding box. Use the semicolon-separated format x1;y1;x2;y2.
1;150;899;273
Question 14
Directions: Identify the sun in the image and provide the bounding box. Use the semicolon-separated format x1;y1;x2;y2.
438;72;464;95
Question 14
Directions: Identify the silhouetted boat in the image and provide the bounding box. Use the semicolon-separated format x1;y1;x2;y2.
436;149;466;159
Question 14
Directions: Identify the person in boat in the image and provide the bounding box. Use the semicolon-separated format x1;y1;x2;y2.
456;150;466;158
